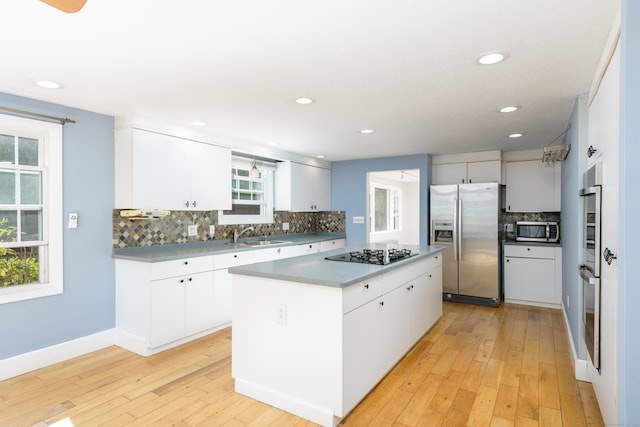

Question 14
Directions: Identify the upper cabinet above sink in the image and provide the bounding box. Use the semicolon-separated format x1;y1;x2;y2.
115;127;232;211
275;161;331;211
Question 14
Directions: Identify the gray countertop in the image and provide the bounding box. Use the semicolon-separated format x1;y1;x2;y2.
229;244;445;288
112;232;346;262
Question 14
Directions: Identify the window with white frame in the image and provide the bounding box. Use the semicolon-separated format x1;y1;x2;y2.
0;114;63;304
371;183;401;233
218;155;275;225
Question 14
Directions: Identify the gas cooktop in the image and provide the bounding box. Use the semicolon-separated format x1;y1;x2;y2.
325;248;417;265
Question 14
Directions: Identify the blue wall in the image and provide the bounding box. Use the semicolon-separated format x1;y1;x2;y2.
0;93;115;359
331;154;430;247
561;93;588;360
619;1;640;423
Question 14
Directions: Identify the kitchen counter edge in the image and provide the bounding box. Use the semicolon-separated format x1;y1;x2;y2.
112;233;346;262
229;245;445;288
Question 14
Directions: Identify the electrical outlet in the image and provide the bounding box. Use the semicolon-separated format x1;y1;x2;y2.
276;303;287;325
187;225;198;237
353;216;364;224
209;225;215;235
282;222;290;231
504;223;514;232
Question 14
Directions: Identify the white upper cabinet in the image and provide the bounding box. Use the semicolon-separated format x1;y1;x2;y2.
275;161;331;211
505;160;561;212
115;128;231;210
432;160;501;185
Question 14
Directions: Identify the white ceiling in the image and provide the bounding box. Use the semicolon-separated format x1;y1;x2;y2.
0;0;619;162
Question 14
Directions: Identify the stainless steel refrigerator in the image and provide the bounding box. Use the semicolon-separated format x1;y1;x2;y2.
429;182;501;307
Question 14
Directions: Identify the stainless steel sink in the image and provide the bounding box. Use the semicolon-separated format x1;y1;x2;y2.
242;240;291;246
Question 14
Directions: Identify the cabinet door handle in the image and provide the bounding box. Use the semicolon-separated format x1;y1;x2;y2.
188;277;193;282
428;274;432;278
192;200;197;208
179;279;185;284
234;254;238;258
506;259;510;262
184;261;189;265
364;284;369;289
379;301;384;307
185;201;190;208
527;248;531;251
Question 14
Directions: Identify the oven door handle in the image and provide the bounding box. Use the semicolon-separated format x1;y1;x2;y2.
579;265;598;284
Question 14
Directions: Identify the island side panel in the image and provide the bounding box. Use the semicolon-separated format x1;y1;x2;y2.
232;274;344;426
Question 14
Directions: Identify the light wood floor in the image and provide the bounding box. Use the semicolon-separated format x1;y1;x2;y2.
0;302;604;427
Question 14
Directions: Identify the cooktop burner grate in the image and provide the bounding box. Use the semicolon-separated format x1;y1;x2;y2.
325;248;417;265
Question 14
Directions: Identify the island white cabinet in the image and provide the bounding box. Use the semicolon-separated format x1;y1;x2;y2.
232;251;443;426
505;160;561;212
275;161;331;211
432;160;501;185
115;127;231;210
503;244;562;308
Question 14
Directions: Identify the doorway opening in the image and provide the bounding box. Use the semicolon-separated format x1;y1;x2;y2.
367;169;420;245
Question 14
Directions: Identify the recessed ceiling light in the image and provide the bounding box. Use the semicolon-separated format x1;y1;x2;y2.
477;52;508;65
499;106;520;113
268;142;279;147
509;133;524;138
316;155;326;159
191;121;206;127
360;129;375;134
295;97;314;105
35;80;62;89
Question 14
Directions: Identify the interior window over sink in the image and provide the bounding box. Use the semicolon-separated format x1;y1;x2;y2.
218;154;275;225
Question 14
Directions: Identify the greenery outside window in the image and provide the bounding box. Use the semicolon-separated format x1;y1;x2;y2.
0;114;63;304
371;184;401;233
218;155;275;225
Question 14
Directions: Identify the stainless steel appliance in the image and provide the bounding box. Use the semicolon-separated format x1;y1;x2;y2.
579;162;602;371
325;248;417;265
515;221;560;243
430;182;501;307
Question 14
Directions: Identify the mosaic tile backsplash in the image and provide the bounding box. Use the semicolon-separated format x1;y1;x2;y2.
113;210;346;248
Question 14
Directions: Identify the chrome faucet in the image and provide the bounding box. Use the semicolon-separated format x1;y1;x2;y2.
234;226;254;243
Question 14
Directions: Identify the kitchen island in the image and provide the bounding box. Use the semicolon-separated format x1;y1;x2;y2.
229;244;444;427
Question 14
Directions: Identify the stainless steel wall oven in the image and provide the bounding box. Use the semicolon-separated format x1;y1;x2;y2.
579;162;602;371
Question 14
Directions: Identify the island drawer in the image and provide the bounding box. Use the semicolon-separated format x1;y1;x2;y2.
150;256;213;280
382;258;429;293
342;276;383;314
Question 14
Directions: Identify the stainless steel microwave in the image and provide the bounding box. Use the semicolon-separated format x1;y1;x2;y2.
515;221;560;243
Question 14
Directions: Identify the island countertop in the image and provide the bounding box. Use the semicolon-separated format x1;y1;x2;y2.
229;244;445;288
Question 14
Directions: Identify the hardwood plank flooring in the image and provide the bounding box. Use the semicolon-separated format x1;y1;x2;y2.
0;302;604;426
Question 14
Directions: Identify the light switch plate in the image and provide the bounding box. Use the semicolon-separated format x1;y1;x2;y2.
188;225;198;237
353;216;365;224
68;212;78;229
282;222;290;231
209;225;215;235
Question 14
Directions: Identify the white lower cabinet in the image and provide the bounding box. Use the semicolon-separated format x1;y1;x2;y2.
149;270;215;348
116;256;216;355
503;244;562;307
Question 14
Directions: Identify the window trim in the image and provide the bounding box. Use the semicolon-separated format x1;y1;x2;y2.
0;114;63;304
217;156;275;225
370;182;402;234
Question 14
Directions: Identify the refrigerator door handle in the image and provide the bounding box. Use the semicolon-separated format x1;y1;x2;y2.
457;198;462;261
453;197;458;261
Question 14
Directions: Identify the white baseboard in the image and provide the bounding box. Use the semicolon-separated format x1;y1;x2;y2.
561;303;590;382
235;378;339;427
0;329;116;381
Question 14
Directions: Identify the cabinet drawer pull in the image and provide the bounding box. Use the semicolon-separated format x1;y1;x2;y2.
379;301;384;306
184;261;189;265
428;274;432;278
234;254;238;258
179;279;185;283
188;277;193;282
364;284;369;289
